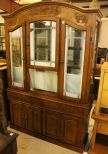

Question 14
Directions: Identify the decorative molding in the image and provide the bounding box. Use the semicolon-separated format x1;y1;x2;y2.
75;15;88;24
29;5;60;16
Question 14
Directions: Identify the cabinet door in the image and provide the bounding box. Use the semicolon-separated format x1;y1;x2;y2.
43;109;61;139
28;18;59;93
61;115;79;146
9;27;24;89
11;102;23;127
59;20;90;102
26;106;41;133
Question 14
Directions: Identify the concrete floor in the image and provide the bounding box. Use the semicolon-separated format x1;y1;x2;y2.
9;128;79;154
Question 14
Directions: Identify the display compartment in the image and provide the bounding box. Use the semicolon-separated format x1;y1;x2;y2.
26;17;60;94
63;25;86;99
26;17;60;71
59;19;91;102
6;21;27;90
30;21;56;67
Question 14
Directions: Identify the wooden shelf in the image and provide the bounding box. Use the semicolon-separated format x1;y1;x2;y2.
92;112;108;123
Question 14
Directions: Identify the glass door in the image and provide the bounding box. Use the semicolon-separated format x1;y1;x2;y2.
9;26;25;88
59;20;89;101
63;25;86;99
26;18;59;93
30;21;56;68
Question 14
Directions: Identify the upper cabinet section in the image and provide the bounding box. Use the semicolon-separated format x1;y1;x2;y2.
4;2;102;27
4;1;102;102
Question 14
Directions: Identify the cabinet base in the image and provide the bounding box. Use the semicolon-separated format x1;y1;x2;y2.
10;124;84;153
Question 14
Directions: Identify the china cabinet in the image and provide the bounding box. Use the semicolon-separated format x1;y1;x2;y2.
4;1;102;152
0;24;6;59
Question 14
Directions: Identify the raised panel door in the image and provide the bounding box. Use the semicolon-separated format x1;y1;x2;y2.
26;106;41;133
43;109;61;140
61;115;79;145
11;103;23;127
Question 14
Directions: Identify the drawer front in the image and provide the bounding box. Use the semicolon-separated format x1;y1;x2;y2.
97;122;108;135
103;73;108;90
101;91;108;107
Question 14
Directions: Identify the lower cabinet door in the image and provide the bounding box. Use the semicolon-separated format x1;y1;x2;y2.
26;106;41;133
61;115;79;146
11;102;23;127
43;109;61;140
10;101;41;133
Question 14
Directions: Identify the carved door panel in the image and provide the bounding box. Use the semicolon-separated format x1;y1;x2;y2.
26;106;41;133
43;109;61;140
11;102;23;127
61;115;79;146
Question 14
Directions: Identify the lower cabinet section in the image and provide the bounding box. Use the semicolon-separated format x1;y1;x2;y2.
10;101;41;133
9;99;87;152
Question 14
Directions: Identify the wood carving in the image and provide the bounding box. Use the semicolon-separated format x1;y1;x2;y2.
75;15;88;25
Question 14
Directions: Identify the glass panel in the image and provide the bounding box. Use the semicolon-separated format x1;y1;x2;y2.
30;21;56;67
63;25;86;98
10;27;24;87
29;69;57;92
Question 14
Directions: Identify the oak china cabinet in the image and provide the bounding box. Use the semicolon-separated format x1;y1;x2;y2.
4;1;102;152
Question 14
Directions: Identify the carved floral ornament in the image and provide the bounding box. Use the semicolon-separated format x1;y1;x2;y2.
75;15;88;25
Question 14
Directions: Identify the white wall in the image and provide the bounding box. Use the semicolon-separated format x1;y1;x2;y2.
98;18;108;48
73;1;108;17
